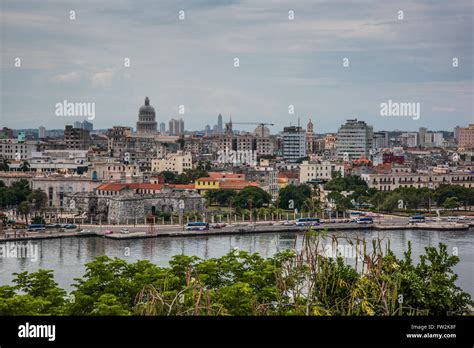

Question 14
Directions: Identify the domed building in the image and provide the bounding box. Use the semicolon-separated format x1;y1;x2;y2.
136;97;157;134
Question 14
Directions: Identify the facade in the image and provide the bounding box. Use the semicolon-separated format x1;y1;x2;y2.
458;124;474;149
361;172;474;191
32;175;101;209
136;97;158;134
38;126;46;139
299;161;345;183
373;131;389;149
336;119;373;161
0;139;43;160
282;126;306;162
64;125;91;150
418;127;427;147
151;151;193;174
169;118;184;136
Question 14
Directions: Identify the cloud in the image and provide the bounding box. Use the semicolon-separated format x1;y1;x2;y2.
91;70;114;88
51;72;80;83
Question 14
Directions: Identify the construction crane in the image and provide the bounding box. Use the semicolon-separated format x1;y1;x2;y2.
231;122;274;137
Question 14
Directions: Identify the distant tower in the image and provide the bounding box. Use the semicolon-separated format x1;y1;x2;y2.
225;117;233;136
38;126;46;139
217;114;223;134
307;119;313;133
136;97;157;134
159;122;166;133
306;119;315;154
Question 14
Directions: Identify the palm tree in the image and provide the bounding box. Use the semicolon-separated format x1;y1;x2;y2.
0;157;10;171
19;160;30;172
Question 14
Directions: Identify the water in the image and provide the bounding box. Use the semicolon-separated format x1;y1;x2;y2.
0;228;472;297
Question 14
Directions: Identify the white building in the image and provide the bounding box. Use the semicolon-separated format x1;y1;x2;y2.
151;151;193;174
336;119;373;161
282;126;306;162
299;161;345;183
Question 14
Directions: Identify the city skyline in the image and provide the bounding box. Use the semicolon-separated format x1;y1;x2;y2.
1;0;473;132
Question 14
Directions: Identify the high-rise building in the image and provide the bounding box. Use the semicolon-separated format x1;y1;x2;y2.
38;126;46;139
169;118;184;136
282;126;306;162
458;124;474;149
373;131;389;149
454;126;460;144
64;125;90;150
159;122;166;133
136;97;157;134
335;119;373;161
74;121;82;129
418;127;427;147
217;114;223;134
82;120;93;132
432;132;444;147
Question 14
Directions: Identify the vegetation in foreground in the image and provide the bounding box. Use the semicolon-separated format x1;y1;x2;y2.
0;231;471;316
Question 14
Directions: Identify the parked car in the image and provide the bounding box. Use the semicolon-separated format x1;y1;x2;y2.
64;224;77;229
120;228;129;234
104;229;114;234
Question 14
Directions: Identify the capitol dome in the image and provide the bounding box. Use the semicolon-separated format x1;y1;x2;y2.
136;97;157;134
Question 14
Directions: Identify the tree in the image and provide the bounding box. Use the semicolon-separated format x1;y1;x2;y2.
19;160;30;172
0;158;10;171
442;197;461;212
232;186;271;209
28;189;48;217
205;189;237;206
278;184;312;210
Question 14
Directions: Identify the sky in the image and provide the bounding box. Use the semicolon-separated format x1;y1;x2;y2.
0;0;473;133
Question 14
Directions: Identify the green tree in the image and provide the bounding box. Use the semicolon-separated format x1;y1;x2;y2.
233;186;271;209
278;184;312;210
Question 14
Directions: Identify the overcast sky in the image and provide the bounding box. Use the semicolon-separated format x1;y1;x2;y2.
1;0;472;133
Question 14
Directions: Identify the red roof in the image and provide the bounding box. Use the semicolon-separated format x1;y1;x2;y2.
96;183;127;191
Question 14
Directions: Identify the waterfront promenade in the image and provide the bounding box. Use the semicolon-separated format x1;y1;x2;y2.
0;217;472;242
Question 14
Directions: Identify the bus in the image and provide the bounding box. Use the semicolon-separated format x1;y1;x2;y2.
296;217;320;227
185;222;210;231
409;215;425;223
356;217;373;224
27;224;46;231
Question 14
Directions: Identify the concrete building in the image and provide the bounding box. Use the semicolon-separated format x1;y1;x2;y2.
151;151;193;174
336;119;373;161
217;114;223;135
0;139;44;161
361;172;474;191
373;131;389;149
282;126;306;162
169;118;184;136
159;122;166;134
299;161;345;183
64;125;91;150
458;124;474;149
418;127;427;147
38;126;46;139
31;175;101;209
